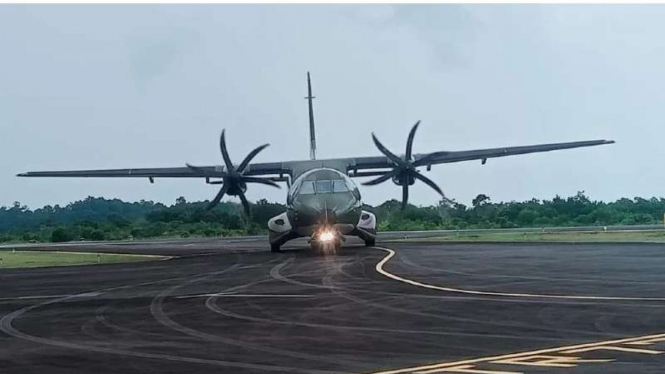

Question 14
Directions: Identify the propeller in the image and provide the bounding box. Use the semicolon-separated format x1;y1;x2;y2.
362;121;444;210
187;130;280;216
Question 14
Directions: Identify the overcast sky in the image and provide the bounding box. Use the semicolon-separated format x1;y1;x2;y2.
1;5;662;209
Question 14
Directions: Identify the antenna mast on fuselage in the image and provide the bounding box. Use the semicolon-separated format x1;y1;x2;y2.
306;72;317;160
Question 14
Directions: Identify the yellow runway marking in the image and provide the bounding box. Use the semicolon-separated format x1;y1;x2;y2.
491;355;612;368
627;336;665;345
418;364;519;373
562;345;662;355
374;246;665;301
365;332;665;374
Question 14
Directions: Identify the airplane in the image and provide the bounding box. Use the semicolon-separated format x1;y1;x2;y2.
17;73;615;253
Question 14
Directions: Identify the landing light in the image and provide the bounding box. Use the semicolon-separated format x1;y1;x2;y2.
319;230;335;242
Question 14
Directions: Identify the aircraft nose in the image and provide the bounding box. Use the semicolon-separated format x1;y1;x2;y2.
293;192;359;227
317;208;338;225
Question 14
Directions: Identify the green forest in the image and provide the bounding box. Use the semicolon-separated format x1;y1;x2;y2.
1;192;664;243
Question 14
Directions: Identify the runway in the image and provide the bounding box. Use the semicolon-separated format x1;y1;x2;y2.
2;239;665;373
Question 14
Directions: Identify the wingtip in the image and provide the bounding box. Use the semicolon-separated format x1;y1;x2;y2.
16;173;28;177
605;140;616;144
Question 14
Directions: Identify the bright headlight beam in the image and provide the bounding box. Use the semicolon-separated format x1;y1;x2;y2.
319;230;335;242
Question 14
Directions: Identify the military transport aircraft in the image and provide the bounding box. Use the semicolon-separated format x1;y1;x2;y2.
18;73;614;252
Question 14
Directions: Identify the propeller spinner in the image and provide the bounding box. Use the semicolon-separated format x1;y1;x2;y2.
187;130;280;216
363;121;444;209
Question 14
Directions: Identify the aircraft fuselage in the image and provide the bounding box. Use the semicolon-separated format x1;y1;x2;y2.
267;167;377;250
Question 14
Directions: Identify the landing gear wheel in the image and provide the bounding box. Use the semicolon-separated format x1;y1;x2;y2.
270;243;282;253
365;238;376;247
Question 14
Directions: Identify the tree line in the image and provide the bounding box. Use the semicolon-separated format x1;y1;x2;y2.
1;192;664;243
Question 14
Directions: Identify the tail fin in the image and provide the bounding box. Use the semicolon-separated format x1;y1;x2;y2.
305;72;317;160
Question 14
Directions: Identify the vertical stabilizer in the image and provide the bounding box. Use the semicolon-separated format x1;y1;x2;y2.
305;72;317;160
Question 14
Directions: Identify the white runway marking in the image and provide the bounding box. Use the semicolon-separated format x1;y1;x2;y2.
374;246;665;301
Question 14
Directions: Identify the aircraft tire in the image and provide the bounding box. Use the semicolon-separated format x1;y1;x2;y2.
270;243;282;253
364;238;376;247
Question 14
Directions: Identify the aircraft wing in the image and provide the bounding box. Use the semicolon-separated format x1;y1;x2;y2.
17;162;289;179
348;139;615;174
17;140;614;180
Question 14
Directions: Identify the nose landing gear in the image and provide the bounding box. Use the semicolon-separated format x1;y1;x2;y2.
309;227;344;252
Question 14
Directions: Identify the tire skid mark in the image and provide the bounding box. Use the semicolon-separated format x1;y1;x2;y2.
291;251;549;337
96;302;162;337
225;254;545;349
1;303;334;374
254;253;439;346
324;253;594;341
149;254;370;369
205;289;481;337
275;252;665;307
0;253;334;373
92;263;272;339
269;256;339;290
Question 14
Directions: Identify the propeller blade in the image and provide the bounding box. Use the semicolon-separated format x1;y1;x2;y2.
237;143;270;173
401;184;409;210
206;183;229;210
413;172;444;196
372;133;404;166
361;170;397;186
219;130;235;173
405;120;421;160
238;190;251;217
242;176;281;188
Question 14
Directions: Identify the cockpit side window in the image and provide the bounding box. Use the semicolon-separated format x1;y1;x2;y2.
333;179;348;192
299;181;316;194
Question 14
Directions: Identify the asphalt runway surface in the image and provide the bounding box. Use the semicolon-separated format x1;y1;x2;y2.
2;239;665;374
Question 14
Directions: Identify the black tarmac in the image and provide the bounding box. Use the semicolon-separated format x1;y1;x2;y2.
2;238;665;374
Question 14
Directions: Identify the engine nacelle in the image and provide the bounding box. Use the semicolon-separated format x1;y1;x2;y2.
268;211;292;233
391;173;416;186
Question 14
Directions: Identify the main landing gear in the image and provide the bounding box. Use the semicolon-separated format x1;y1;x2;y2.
270;243;282;253
364;238;376;247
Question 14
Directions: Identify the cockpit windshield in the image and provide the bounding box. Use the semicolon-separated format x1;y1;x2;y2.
298;179;349;195
316;180;333;193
